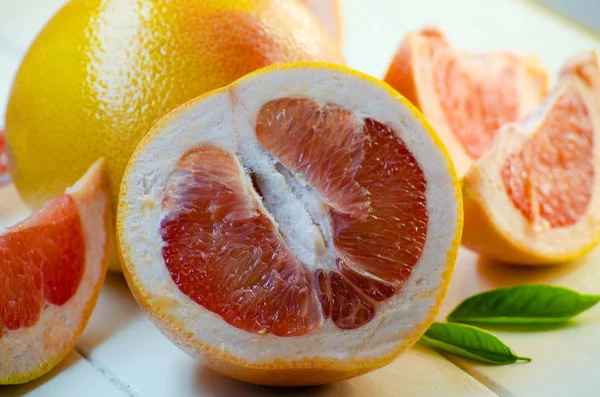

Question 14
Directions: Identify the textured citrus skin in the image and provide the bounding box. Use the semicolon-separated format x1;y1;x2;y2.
5;0;344;268
0;160;110;385
118;62;463;386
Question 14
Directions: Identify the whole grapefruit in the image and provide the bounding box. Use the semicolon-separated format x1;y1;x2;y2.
5;0;343;267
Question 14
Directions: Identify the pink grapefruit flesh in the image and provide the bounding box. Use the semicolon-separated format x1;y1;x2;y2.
160;98;428;336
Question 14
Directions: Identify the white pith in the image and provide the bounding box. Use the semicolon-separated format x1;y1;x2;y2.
0;160;107;378
119;66;460;363
249;160;336;270
408;32;547;176
465;53;600;256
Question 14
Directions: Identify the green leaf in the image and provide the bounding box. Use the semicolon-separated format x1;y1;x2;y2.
421;322;531;365
447;285;600;326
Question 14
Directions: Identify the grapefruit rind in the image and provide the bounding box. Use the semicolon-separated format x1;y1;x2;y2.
462;52;600;265
0;159;110;384
118;62;462;385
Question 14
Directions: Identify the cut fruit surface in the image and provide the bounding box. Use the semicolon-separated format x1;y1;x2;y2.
118;62;462;386
462;51;600;265
384;27;549;175
0;159;109;384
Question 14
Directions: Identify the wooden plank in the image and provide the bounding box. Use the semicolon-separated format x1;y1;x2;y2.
76;274;495;397
1;351;129;397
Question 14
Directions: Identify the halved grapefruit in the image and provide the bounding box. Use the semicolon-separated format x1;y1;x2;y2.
118;63;463;386
0;159;109;384
462;51;600;265
384;27;549;175
0;130;8;185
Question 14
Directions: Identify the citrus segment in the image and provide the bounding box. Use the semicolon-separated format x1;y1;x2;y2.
161;146;319;337
256;98;369;218
316;270;375;329
0;196;84;331
330;118;427;287
435;52;519;158
413;28;520;158
0;159;109;384
384;27;548;174
462;51;600;265
502;91;593;228
118;63;462;386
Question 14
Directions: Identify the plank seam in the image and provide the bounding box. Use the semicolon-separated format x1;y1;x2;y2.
75;342;149;397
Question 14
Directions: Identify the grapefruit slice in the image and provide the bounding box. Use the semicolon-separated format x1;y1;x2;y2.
0;159;109;384
462;51;600;265
384;27;549;175
301;0;343;42
0;130;8;185
118;63;462;386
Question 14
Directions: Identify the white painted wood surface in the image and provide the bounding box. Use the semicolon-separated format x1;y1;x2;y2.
1;0;599;395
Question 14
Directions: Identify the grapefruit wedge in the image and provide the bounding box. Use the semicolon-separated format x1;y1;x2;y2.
0;159;109;384
118;63;463;386
384;27;549;175
462;51;600;265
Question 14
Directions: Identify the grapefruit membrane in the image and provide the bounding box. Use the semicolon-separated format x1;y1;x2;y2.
384;27;549;175
462;51;600;265
0;159;110;384
118;63;462;385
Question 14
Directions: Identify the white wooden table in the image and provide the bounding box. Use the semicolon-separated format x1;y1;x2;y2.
1;1;599;396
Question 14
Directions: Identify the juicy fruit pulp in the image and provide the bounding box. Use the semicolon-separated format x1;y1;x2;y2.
502;91;594;228
0;196;84;336
160;98;428;336
424;30;518;158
